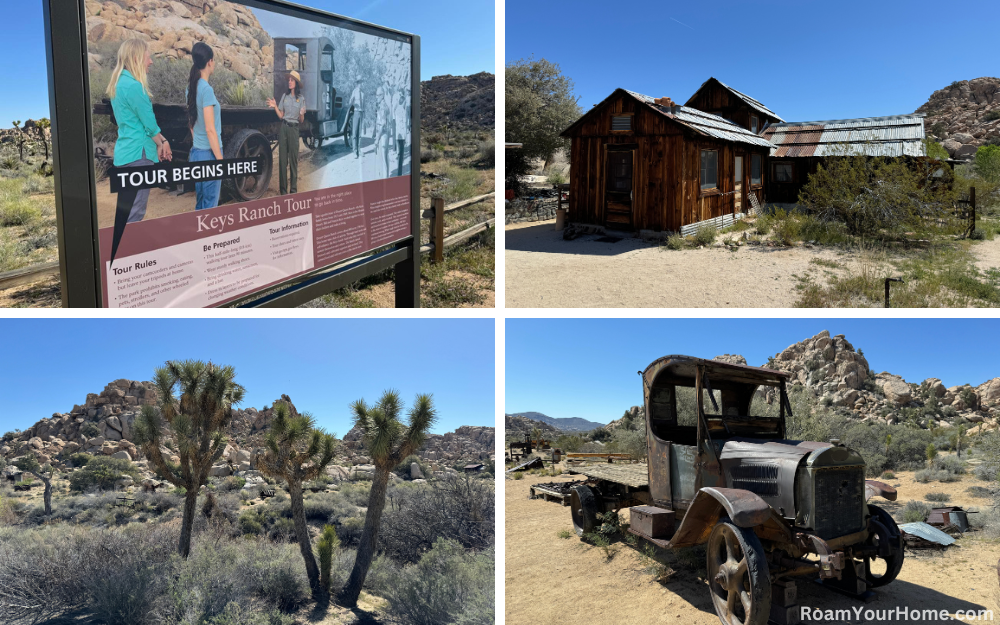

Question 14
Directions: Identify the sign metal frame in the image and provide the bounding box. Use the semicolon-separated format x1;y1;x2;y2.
43;0;421;308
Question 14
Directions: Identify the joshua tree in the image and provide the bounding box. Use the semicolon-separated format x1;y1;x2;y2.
257;401;338;598
13;453;53;516
11;121;25;161
34;118;50;161
340;390;436;607
133;360;245;558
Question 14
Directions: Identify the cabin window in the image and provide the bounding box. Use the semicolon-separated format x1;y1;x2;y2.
700;150;718;190
772;161;794;183
751;154;762;186
334;96;343;109
751;115;759;133
611;115;632;132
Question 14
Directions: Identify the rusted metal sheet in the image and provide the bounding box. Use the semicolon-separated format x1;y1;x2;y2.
571;462;649;488
864;480;897;501
669;487;772;548
506;457;544;473
530;480;584;505
927;507;971;532
762;114;926;158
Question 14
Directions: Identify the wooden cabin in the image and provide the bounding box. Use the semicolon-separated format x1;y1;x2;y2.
761;114;926;204
561;88;774;233
685;77;784;134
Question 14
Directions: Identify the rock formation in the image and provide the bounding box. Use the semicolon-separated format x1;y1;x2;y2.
915;77;1000;159
420;72;494;131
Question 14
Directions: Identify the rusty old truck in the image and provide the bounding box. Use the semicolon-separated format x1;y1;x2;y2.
568;355;904;625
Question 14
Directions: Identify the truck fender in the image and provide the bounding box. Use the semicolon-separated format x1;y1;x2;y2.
670;487;772;548
864;480;897;502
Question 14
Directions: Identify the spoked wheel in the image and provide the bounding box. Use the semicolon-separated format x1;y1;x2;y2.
864;504;904;587
707;518;771;625
343;108;354;151
222;128;272;201
303;132;323;150
569;485;598;537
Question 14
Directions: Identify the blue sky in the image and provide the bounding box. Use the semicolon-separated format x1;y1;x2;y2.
3;0;493;122
506;0;1000;123
0;318;495;436
506;319;1000;425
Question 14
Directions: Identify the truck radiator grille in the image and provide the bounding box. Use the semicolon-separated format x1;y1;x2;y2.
728;464;779;498
813;467;864;539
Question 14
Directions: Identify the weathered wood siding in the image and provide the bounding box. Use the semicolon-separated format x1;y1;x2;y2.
686;80;780;131
567;91;769;232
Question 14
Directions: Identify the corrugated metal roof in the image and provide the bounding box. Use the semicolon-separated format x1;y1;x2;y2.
626;90;776;150
898;522;955;546
763;114;926;157
712;78;785;122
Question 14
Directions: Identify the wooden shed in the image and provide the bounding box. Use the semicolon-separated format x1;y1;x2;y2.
761;114;926;204
561;89;774;233
685;77;784;134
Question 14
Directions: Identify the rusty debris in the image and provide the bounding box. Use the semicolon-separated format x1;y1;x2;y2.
530;480;585;505
926;507;974;533
898;522;955;548
507;457;544;473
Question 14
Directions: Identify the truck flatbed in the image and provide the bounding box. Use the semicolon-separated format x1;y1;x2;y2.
571;463;648;488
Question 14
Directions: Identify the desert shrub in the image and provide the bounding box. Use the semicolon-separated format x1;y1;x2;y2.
67;452;94;468
930;455;965;475
967;485;993;498
371;539;494;625
69;456;140;491
607;428;647;461
338;481;372;507
925;491;950;503
215;475;246;493
798;147;954;238
158;538;307;621
81;422;101;438
663;232;685;250
475;140;495;168
137;490;182;515
881;471;896;479
770;209;801;245
510;471;524;480
336;515;365;545
901;500;931;523
547;170;567;185
693;223;716;246
0;198;42;226
394;454;431;480
204;11;230;36
421;148;443;163
379;475;494;564
915;469;932;483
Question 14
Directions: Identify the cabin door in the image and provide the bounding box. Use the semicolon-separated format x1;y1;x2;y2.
734;156;743;214
604;148;634;229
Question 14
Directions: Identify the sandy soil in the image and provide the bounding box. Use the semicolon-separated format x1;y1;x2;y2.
504;221;857;308
0;274;60;307
505;469;1000;625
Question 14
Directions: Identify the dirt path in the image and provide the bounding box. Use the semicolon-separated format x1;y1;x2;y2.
505;472;999;625
504;221;855;308
971;235;1000;274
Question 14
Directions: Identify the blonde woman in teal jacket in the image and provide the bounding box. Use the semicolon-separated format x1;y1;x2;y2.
107;38;172;223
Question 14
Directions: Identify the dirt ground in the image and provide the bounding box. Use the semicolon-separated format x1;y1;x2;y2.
504;220;1000;308
505;469;1000;625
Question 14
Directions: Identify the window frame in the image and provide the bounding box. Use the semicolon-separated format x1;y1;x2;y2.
610;112;634;134
700;149;719;193
750;153;762;188
771;160;795;184
750;115;759;134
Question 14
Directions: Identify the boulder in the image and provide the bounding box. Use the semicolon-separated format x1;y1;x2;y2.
942;138;962;156
111;451;132;461
209;464;231;477
410;462;424;480
875;373;912;406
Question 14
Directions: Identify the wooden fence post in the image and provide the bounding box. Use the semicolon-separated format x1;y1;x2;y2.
431;197;445;263
971;186;976;235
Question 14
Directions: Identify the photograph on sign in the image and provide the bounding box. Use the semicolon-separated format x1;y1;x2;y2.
86;1;412;307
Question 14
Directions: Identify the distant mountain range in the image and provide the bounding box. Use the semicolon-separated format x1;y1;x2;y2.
504;412;605;432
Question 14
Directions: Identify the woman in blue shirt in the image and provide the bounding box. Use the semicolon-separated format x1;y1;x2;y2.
186;42;223;210
107;38;173;223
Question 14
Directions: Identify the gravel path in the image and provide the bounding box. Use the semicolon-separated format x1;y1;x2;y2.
505;221;855;308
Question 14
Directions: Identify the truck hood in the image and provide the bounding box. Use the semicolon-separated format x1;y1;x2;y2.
719;439;830;462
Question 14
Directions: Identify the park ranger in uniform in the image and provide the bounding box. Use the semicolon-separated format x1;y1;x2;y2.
267;70;306;194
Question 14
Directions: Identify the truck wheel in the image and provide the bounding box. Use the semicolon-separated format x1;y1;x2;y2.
570;485;598;537
343;109;354;151
864;504;904;587
707;518;771;625
223;128;272;201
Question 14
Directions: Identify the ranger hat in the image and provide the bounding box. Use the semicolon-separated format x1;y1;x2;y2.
289;70;302;85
